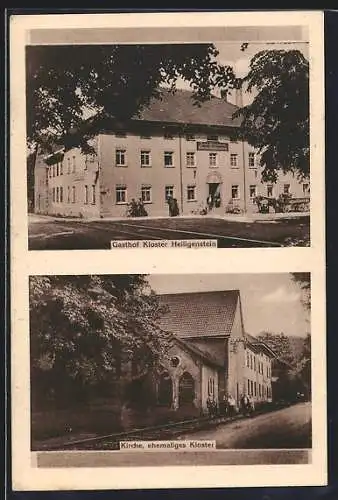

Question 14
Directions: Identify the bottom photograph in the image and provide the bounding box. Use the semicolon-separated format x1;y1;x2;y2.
29;272;312;467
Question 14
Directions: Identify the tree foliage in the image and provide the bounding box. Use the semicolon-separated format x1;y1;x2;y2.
29;275;170;406
233;49;309;181
26;44;236;152
291;272;311;310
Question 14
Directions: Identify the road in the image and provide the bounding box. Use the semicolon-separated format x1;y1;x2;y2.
28;215;310;250
35;404;311;469
179;402;312;449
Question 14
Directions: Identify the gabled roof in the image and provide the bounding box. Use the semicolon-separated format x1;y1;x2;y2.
133;89;241;129
158;290;240;339
173;336;224;369
245;333;277;358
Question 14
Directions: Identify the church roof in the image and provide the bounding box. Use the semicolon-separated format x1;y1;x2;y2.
158;290;240;339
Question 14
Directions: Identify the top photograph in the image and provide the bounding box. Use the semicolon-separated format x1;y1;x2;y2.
26;23;313;250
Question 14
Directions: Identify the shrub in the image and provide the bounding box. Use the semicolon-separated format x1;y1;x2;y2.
126;199;148;217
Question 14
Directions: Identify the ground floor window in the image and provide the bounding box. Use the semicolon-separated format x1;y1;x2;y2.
84;185;88;204
67;186;70;203
72;186;76;203
116;186;127;204
283;183;290;194
60;186;63;203
56;186;59;203
231;185;240;199
249;185;257;198
165;185;174;201
141;185;152;203
92;185;96;205
247;379;250;395
187;185;196;201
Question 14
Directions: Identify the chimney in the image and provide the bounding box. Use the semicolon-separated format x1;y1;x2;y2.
235;87;243;108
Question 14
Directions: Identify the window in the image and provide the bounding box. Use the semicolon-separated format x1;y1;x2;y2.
303;183;310;195
246;352;250;367
72;186;76;203
92;185;96;205
231;185;240;199
67;186;70;203
254;356;256;371
72;156;76;173
283;183;290;194
230;153;238;168
52;165;55;177
141;185;152;203
48;167;52;179
60;162;63;176
164;132;174;140
115;131;126;138
116;149;127;167
251;380;254;395
84;185;88;204
254;381;257;396
187;185;196;201
207;134;218;141
56;186;59;203
186;152;195;167
267;185;274;197
250;354;253;369
249;185;257;198
164;151;174;167
186;134;195;141
247;379;250;395
165;185;174;201
140;150;151;167
248;152;255;168
116;186;127;204
259;384;261;397
56;163;59;176
52;187;55;202
209;152;217;167
67;158;71;174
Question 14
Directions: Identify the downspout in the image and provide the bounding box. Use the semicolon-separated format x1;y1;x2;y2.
242;138;247;214
178;131;184;214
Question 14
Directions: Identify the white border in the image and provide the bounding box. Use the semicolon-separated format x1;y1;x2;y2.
10;10;326;490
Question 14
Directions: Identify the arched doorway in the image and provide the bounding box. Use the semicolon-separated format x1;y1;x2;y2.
179;372;195;406
157;371;173;407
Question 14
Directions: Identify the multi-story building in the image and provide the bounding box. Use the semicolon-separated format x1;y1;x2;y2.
156;289;276;413
34;89;310;218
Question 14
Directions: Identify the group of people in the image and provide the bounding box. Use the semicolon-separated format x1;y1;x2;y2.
206;393;256;419
206;193;221;211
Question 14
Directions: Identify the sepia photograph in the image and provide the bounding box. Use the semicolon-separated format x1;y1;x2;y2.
26;25;311;250
30;273;312;467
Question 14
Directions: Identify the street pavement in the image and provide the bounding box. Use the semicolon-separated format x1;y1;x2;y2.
35;403;311;468
28;215;310;250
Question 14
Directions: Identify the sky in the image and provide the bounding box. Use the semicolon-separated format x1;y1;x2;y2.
147;273;310;338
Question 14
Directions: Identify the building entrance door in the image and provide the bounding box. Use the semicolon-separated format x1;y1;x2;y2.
179;372;195;406
207;183;221;209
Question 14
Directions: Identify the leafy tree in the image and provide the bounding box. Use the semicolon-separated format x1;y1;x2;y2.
26;44;236;152
257;331;296;365
29;275;170;409
233;49;309;182
291;272;311;310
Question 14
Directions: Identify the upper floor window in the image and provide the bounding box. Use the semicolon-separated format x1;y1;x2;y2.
116;149;127;167
164;151;174;167
207;134;218;141
186;152;196;167
209;152;217;167
60;162;63;176
72;156;76;173
230;153;238;168
140;150;151;167
91;185;96;205
248;152;255;168
84;185;88;204
72;185;76;203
